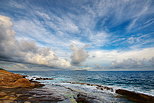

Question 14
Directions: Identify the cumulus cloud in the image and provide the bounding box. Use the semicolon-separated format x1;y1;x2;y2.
70;44;89;65
0;15;71;68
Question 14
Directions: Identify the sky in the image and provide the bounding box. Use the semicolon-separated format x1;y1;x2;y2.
0;0;154;71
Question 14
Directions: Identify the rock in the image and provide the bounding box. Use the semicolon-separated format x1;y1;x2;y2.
12;78;38;88
24;101;31;103
116;89;154;103
13;78;32;87
22;75;28;78
0;92;7;97
75;93;99;103
0;70;23;84
96;85;114;92
68;82;114;92
35;77;54;80
0;70;44;88
69;98;77;103
30;81;45;88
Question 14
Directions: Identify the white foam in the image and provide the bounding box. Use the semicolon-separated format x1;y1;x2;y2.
26;75;42;80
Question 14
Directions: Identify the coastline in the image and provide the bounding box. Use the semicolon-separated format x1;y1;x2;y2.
0;69;44;102
0;70;154;103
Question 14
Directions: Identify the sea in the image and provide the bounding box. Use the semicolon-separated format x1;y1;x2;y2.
12;70;154;103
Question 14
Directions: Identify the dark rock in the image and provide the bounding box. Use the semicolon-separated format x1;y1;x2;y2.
96;85;114;92
30;81;45;88
22;75;28;78
75;93;93;103
35;77;54;80
68;82;114;92
116;89;154;103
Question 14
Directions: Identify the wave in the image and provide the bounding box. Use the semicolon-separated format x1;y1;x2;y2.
52;82;154;103
23;73;154;103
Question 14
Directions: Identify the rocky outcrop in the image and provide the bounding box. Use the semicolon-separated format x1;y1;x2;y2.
0;69;45;102
116;89;154;103
0;69;44;88
68;82;154;103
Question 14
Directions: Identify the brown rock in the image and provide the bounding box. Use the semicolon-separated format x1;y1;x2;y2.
116;89;154;103
13;78;33;88
0;92;7;97
0;70;44;88
0;70;23;85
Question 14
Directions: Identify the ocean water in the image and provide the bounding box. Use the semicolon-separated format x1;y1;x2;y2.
12;70;154;102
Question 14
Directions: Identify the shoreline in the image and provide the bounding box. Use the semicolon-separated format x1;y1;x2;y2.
0;70;154;103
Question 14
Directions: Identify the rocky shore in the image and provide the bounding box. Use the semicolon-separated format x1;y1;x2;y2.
67;82;154;103
0;69;93;103
0;69;154;103
0;69;44;102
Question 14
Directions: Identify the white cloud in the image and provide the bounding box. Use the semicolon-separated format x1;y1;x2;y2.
36;11;50;20
127;1;150;31
89;32;109;46
87;48;154;70
9;1;25;9
0;15;71;69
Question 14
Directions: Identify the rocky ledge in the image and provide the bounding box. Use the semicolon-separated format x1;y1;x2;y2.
67;82;154;103
116;89;154;103
0;69;44;88
0;69;44;102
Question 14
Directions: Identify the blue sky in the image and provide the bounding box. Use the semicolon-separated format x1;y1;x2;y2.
0;0;154;71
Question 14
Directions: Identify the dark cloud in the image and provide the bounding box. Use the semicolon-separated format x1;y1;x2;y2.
70;44;89;65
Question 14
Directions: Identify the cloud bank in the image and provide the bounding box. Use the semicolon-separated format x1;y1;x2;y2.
111;57;154;70
88;48;154;70
0;15;71;68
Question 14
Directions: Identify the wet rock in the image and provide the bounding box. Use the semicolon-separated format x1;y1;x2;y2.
35;77;54;80
96;86;113;92
69;98;77;103
68;82;114;92
116;89;154;103
30;81;45;88
15;87;67;102
75;93;100;103
22;75;28;78
76;94;90;103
